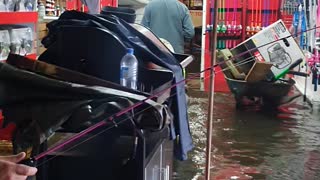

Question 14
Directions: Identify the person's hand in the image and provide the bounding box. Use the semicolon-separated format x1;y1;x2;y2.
0;152;37;180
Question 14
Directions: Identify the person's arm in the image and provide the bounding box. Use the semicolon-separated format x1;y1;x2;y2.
141;5;151;27
182;8;195;40
0;152;37;180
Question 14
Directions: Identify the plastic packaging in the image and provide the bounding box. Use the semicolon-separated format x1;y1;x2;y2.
120;48;138;90
0;0;5;11
0;30;11;61
38;2;46;19
0;26;34;56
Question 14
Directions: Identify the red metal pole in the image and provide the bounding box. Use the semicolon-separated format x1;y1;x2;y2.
242;0;247;41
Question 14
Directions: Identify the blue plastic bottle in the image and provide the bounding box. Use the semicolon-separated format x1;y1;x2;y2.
120;48;138;90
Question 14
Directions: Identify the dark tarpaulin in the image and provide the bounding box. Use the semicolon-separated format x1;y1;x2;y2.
0;58;168;155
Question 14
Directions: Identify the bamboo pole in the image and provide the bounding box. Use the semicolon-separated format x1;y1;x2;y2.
204;0;219;179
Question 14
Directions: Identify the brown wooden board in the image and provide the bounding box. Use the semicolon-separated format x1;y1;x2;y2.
245;61;273;82
38;22;47;31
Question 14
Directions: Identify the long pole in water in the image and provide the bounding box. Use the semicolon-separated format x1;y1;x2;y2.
205;0;219;179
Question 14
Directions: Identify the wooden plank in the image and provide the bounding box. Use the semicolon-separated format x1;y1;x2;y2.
39;47;47;55
38;22;47;31
245;61;273;82
189;10;203;27
38;31;48;40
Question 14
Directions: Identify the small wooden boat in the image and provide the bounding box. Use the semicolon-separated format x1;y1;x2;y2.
225;76;296;107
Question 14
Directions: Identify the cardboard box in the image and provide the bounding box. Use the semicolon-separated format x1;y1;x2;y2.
189;10;202;27
232;20;305;80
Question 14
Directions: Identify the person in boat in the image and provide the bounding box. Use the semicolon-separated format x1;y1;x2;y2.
0;152;37;180
141;0;195;54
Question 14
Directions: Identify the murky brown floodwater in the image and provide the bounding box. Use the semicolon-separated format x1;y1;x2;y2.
174;80;320;180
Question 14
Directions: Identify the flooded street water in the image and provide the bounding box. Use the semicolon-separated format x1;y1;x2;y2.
174;80;320;180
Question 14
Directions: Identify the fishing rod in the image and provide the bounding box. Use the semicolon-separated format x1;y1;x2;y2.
234;0;242;45
221;0;227;49
266;0;271;28
302;0;309;50
20;25;320;168
293;0;300;37
218;0;223;49
252;0;256;35
258;0;262;33
263;0;267;29
232;0;237;47
247;0;254;36
254;0;260;33
217;0;221;49
226;0;232;49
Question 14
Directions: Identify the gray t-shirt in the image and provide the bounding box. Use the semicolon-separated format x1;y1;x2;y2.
81;0;99;14
141;0;195;54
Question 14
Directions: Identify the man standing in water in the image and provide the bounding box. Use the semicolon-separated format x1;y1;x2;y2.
141;0;195;54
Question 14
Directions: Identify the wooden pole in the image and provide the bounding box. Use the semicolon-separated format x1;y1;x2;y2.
205;0;219;179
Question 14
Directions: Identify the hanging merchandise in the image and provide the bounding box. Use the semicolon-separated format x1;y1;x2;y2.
316;0;320;49
46;0;55;16
301;9;307;50
222;0;227;49
38;2;46;19
218;0;227;49
308;0;320;91
298;0;307;50
263;0;270;29
0;30;10;61
217;0;221;49
309;48;320;91
282;0;296;28
292;3;303;45
306;0;317;52
316;0;320;50
292;1;299;36
312;0;318;50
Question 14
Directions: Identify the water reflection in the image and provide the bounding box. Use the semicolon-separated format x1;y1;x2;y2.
175;85;320;180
